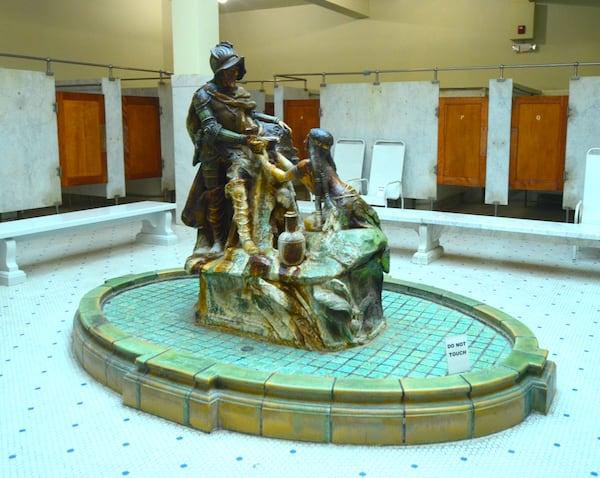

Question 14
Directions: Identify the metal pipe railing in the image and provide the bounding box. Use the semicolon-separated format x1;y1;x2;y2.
0;52;172;80
3;53;599;89
274;60;600;86
241;77;308;92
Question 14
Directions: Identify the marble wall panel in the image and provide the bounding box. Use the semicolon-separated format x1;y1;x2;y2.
158;82;175;192
0;68;61;213
102;78;125;199
249;89;266;114
485;78;513;206
564;76;600;209
320;81;439;200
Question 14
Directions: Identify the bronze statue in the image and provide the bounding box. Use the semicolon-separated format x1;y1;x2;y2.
261;128;380;232
182;42;388;351
182;41;291;256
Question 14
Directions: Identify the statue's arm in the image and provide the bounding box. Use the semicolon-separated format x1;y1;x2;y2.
192;89;248;146
253;111;280;124
253;111;291;134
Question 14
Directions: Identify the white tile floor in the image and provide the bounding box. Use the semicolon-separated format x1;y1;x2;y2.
1;218;600;477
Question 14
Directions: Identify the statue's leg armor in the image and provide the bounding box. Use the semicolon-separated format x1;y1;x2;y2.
206;187;226;254
226;179;258;255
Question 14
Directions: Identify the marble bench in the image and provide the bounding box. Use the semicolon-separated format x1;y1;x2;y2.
297;201;600;264
0;201;177;286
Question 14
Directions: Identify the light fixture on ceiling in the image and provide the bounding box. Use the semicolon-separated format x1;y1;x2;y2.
218;0;228;4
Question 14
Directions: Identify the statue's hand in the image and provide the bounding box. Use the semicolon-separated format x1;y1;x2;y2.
247;135;266;154
279;120;292;135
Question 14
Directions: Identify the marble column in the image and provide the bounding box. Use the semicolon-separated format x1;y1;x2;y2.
170;0;219;222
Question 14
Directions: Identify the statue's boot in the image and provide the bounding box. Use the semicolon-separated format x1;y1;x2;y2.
226;179;259;255
206;187;226;255
193;229;211;255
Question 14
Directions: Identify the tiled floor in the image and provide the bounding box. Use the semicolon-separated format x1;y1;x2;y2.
1;207;600;477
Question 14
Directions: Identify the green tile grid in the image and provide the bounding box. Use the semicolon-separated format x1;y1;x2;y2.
102;277;511;379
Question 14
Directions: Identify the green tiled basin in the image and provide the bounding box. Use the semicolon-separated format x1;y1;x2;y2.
72;269;556;445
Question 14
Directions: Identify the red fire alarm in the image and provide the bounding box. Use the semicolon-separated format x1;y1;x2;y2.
517;25;526;35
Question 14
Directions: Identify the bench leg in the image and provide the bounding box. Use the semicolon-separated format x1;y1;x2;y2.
0;239;27;286
412;225;444;265
136;211;178;246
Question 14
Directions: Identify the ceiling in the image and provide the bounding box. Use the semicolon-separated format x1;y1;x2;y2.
218;0;370;18
218;0;600;13
218;0;310;13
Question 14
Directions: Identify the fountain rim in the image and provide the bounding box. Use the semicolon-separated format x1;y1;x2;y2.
72;268;555;445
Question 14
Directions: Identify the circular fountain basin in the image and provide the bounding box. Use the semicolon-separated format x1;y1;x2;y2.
72;269;555;445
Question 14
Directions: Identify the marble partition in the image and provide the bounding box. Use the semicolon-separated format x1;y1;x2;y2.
563;76;600;210
248;89;266;114
320;81;439;201
485;78;513;206
171;74;211;223
0;68;61;213
158;82;175;193
102;78;125;199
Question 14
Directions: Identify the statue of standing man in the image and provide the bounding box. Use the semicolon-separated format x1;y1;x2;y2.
182;41;290;256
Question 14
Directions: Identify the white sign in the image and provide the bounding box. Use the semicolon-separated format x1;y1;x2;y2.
445;334;470;375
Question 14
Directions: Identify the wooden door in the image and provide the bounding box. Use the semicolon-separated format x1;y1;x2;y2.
283;99;320;158
122;96;162;180
437;97;488;187
510;96;568;191
56;92;107;187
264;102;275;116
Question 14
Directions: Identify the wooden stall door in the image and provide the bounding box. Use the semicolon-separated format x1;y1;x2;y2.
283;99;320;158
437;97;488;187
56;92;107;187
122;96;162;180
264;102;275;116
509;96;568;191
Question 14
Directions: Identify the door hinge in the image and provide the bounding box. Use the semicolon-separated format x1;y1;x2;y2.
53;102;58;114
56;166;62;177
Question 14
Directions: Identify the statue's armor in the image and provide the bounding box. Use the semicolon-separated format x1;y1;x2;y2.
187;81;278;186
183;40;281;255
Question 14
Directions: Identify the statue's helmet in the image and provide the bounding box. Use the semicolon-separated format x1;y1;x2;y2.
209;41;246;80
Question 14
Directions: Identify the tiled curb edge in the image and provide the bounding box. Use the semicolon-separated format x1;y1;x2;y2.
72;269;556;445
